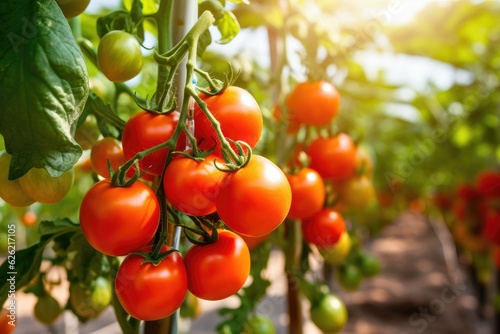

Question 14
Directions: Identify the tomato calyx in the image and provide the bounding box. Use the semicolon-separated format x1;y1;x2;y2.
181;215;219;245
215;140;253;172
130;248;179;266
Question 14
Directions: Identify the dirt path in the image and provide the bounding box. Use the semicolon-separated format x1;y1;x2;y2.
14;212;489;333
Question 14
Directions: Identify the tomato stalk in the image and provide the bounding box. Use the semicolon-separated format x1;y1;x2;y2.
284;219;304;334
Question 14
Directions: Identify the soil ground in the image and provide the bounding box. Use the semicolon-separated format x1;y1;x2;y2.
12;212;494;334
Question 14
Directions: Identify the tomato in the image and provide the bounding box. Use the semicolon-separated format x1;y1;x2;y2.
216;155;292;237
307;134;357;181
482;211;500;245
90;137;126;179
115;246;187;321
0;152;35;207
22;211;37;227
56;0;90;18
74;115;101;150
194;86;263;155
122;111;178;176
243;314;276;334
310;294;347;333
476;170;500;198
357;253;381;278
0;308;15;334
163;153;225;216
184;230;250;300
70;277;112;321
286;168;325;219
286;81;340;126
302;209;345;248
97;31;143;82
79;180;159;256
18;167;74;204
336;175;375;209
337;264;363;291
34;294;63;326
355;146;373;177
319;231;352;265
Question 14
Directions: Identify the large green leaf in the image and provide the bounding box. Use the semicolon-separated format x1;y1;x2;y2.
0;0;89;179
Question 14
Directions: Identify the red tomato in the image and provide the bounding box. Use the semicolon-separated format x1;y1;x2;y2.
163;154;225;216
90;137;125;179
216;155;292;237
183;230;250;300
194;86;263;155
0;308;15;334
286;81;340;126
115;246;187;321
122;111;178;176
307;134;357;181
456;183;477;200
302;208;345;248
79;180;159;256
476;170;500;198
286;168;325;219
22;211;37;227
483;211;500;245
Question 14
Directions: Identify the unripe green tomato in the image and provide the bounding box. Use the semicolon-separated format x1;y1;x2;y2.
19;167;74;204
0;152;35;207
358;253;381;278
319;231;352;266
310;294;348;333
97;31;143;82
70;277;112;321
56;0;91;18
242;315;276;334
34;294;63;326
337;264;363;291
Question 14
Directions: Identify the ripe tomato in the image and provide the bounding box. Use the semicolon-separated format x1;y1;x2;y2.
18;167;74;204
286;168;325;219
90;137;126;179
310;294;347;333
184;230;250;300
163;153;225;216
79;180;159;256
319;231;352;265
34;294;63;326
482;211;500;245
56;0;90;18
97;31;143;82
0;308;15;334
122;111;178;176
302;208;345;248
0;151;35;207
216;155;292;237
307;134;357;181
194;86;263;155
336;175;375;209
115;246;187;321
475;170;500;198
286;81;340;126
22;211;37;227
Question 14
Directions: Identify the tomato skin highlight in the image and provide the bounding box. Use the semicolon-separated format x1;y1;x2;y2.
163;154;224;216
286;168;325;219
97;31;143;82
286;81;340;126
115;246;187;321
216;155;292;237
302;208;345;248
79;180;159;256
307;134;357;181
194;86;263;155
90;137;125;179
122;111;178;176
184;230;250;301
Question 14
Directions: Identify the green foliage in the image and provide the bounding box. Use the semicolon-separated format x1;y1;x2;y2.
0;0;89;179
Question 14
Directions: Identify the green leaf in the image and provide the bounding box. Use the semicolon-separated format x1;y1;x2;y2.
0;0;89;179
215;10;240;44
39;218;79;236
0;219;79;306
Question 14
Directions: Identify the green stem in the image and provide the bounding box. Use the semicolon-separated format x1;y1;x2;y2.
154;0;174;108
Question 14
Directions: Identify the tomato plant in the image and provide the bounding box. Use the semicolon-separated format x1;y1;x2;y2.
90;137;126;179
286;81;340;126
122;111;178;176
215;155;292;237
194;86;263;155
184;230;250;301
115;246;187;321
286;167;325;219
302;208;345;248
163;153;225;216
97;30;143;82
18;166;74;204
79;179;159;256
